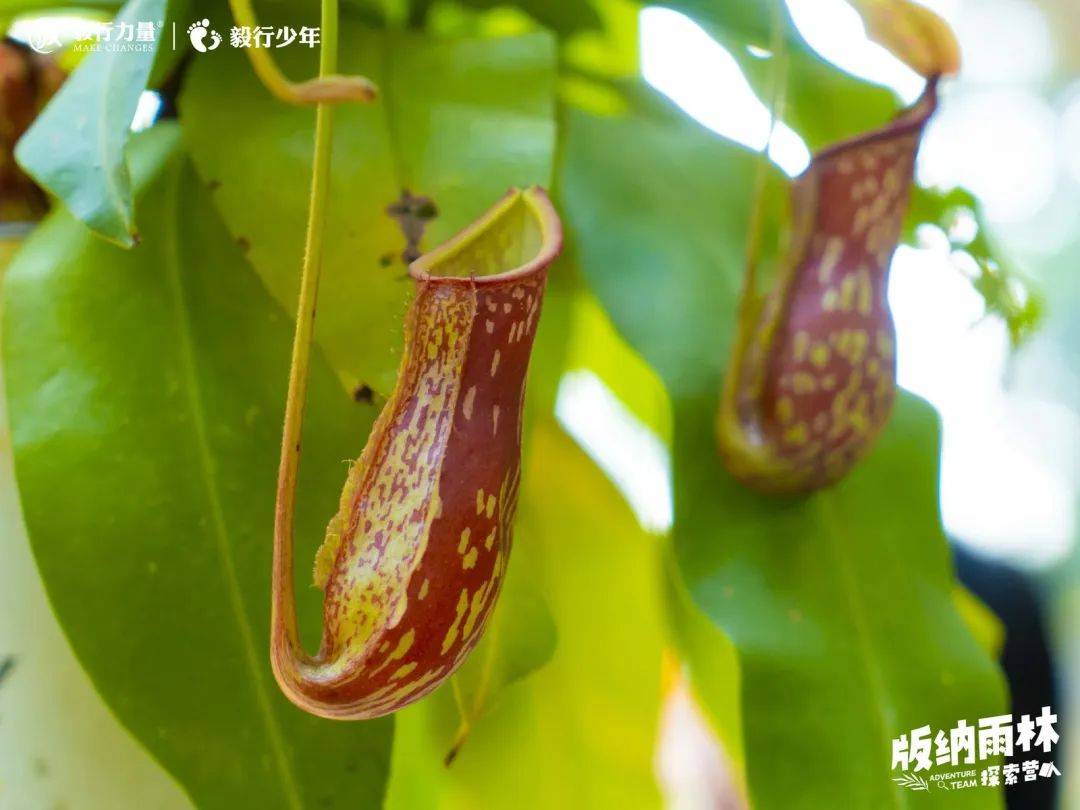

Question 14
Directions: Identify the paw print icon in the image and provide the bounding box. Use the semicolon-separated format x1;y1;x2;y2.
187;19;222;52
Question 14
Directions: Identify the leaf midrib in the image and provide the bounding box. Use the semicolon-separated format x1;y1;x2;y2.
162;164;304;810
820;493;906;810
378;35;408;195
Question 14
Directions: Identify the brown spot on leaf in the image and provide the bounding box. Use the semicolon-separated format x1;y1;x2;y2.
236;235;250;252
386;189;438;264
352;384;374;404
0;656;14;687
207;178;222;191
444;741;462;768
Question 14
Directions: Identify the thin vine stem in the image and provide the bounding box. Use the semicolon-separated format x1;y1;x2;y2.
444;618;502;766
271;0;341;662
228;0;377;105
740;0;789;307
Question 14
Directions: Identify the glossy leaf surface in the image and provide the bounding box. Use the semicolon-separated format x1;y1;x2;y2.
0;260;191;809
3;125;392;809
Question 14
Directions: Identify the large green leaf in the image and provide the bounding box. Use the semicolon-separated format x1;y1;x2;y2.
1;241;191;809
560;94;754;398
387;418;665;809
180;21;557;397
15;0;168;246
559;90;1008;808
2;123;392;809
675;392;1009;809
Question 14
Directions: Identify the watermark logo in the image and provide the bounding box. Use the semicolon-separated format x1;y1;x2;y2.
27;29;62;55
226;25;321;49
12;17;319;57
19;20;164;54
177;19;322;51
187;19;222;53
74;22;159;53
891;706;1061;793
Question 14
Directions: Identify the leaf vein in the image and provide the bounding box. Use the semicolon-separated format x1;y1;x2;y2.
162;165;304;810
820;493;906;810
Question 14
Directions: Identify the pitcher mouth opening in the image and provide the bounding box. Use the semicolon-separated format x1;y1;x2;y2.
408;186;563;286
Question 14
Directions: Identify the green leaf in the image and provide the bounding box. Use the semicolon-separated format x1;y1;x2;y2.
1;256;191;808
2;123;393;809
560;96;757;397
15;0;167;246
387;419;665;809
559;91;1008;808
180;22;557;397
953;585;1004;659
675;392;1007;809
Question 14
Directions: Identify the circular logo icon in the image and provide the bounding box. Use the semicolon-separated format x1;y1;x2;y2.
27;28;62;55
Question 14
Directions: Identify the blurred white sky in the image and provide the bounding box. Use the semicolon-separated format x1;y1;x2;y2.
559;0;1080;568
